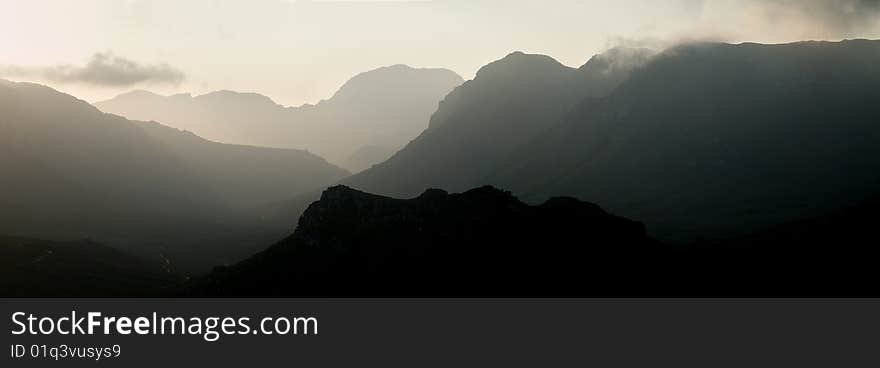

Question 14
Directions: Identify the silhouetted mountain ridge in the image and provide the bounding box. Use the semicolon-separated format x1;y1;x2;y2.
191;185;657;296
193;184;880;297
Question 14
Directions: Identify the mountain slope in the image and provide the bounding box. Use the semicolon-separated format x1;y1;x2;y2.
342;49;648;199
134;120;348;207
0;80;346;271
340;144;398;174
96;65;463;169
494;39;880;241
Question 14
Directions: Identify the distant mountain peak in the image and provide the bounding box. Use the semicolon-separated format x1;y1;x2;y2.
475;52;570;79
194;90;280;107
379;64;416;71
105;89;280;107
328;64;463;103
114;89;162;98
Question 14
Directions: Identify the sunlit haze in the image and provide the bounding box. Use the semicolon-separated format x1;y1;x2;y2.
3;0;878;106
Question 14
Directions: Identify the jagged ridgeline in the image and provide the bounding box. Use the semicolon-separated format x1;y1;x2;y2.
190;185;658;297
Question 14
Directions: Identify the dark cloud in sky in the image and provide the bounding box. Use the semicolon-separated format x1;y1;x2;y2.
1;53;184;87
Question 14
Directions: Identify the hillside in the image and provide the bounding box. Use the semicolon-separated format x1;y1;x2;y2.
134;120;348;207
0;235;177;297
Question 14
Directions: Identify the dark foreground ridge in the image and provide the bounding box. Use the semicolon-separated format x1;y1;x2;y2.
190;185;659;296
186;185;877;297
3;186;878;297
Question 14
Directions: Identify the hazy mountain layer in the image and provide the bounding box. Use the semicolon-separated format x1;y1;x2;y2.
134;120;349;207
96;65;463;170
0;80;347;271
340;144;398;174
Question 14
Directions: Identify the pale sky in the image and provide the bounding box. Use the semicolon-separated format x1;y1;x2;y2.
2;0;878;106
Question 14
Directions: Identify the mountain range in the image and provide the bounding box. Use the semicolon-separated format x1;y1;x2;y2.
256;47;656;229
3;39;880;297
342;48;654;196
493;40;880;241
96;65;463;171
341;40;880;242
191;185;880;297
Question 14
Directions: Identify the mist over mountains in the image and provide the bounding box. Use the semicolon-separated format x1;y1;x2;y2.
3;38;880;297
496;40;880;240
96;65;463;171
344;39;880;242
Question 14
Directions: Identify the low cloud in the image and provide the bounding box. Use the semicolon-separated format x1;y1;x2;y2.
605;0;880;56
1;53;184;87
771;0;879;31
692;0;880;41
